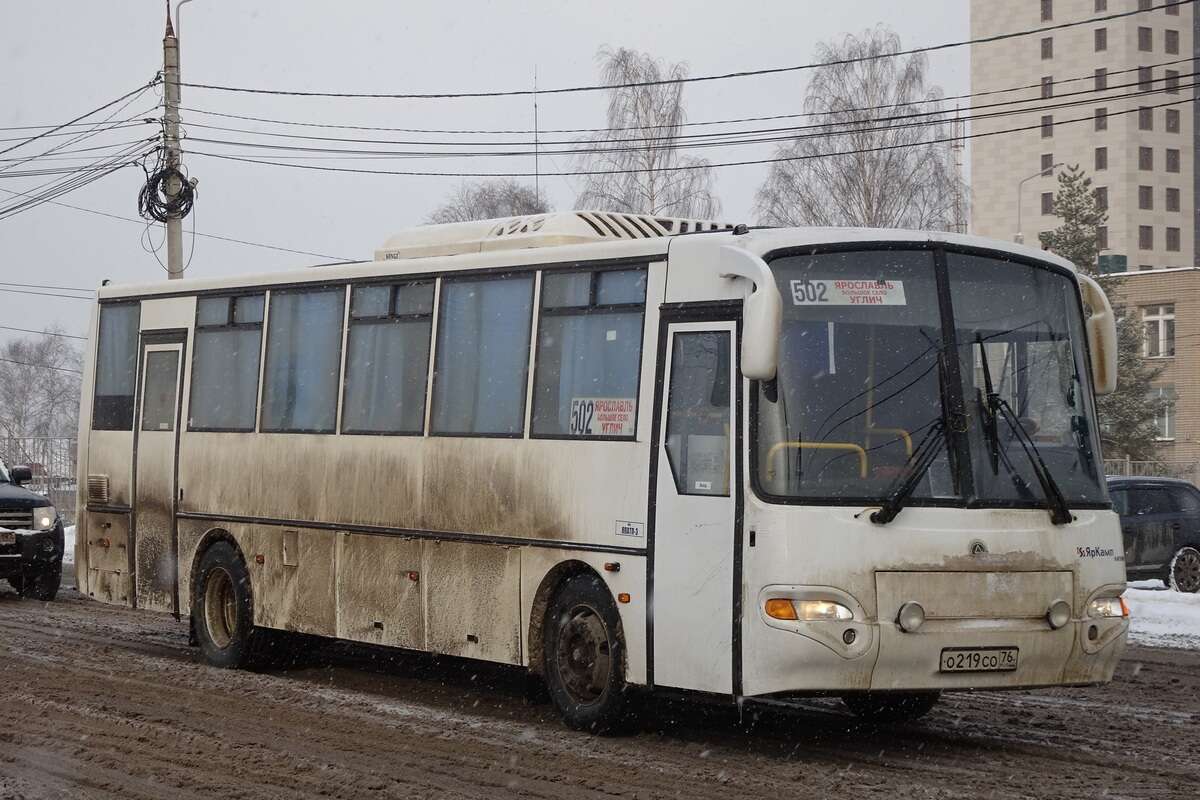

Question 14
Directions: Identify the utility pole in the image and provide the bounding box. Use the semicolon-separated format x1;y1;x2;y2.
163;2;184;279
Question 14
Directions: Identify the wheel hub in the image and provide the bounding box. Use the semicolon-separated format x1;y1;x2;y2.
203;567;238;649
555;604;611;705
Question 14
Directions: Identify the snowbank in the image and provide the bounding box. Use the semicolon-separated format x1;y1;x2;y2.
62;524;75;565
1124;580;1200;649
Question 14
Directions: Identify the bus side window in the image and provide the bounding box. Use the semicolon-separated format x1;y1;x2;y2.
664;332;731;497
92;302;140;430
531;268;646;438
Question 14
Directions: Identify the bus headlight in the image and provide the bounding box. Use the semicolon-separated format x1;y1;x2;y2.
1046;599;1072;629
765;598;853;621
32;506;57;531
897;601;926;633
1087;597;1128;619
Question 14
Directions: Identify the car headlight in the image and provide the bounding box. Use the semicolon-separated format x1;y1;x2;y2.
1087;597;1128;618
32;506;57;531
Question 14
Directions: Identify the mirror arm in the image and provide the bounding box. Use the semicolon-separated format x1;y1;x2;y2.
719;245;782;382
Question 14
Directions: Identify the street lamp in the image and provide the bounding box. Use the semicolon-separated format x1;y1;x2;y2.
1015;162;1064;245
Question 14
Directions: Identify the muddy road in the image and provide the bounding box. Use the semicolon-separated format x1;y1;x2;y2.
2;579;1197;800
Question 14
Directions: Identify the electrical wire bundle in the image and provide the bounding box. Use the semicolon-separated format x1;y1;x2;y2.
137;152;194;223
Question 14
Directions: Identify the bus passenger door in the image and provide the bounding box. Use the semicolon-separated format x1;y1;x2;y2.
132;336;186;615
651;320;738;694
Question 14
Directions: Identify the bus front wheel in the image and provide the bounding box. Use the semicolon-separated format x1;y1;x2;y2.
842;691;940;723
542;573;631;733
192;541;257;669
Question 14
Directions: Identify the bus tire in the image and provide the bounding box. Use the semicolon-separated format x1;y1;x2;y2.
842;691;940;723
192;541;258;669
542;573;630;733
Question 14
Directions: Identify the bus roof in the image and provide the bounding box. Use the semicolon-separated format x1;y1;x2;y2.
94;213;1079;301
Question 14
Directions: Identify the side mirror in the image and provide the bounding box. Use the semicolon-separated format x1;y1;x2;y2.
1077;273;1118;395
720;245;782;381
10;465;32;485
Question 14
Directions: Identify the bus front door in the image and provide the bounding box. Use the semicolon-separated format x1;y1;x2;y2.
132;335;185;615
651;320;738;694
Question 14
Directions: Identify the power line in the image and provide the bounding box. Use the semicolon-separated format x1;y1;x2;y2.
0;356;82;375
0;80;159;159
174;54;1200;137
0;326;87;341
0;280;93;293
0;119;157;144
188;94;1198;178
176;77;1198;160
0;186;354;261
178;1;1194;100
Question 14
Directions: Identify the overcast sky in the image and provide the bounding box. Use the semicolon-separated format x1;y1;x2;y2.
1;1;968;339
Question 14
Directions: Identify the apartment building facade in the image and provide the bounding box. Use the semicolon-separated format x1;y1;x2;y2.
971;0;1200;471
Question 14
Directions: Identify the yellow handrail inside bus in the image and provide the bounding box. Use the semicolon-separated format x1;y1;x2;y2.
765;441;869;480
865;426;914;458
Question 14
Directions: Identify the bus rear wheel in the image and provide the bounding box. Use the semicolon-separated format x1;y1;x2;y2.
192;541;257;669
842;691;940;723
542;573;630;733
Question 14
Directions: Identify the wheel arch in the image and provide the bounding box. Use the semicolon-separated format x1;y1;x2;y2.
527;559;622;677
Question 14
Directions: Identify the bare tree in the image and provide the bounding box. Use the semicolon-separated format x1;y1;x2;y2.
427;179;549;224
755;27;966;230
574;47;720;219
0;331;82;441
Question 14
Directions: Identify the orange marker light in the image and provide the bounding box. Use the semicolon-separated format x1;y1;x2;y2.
408;571;420;583
617;592;631;604
765;598;799;620
254;554;265;565
1119;596;1130;617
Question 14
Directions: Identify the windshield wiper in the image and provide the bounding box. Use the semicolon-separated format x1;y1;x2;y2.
974;336;1072;525
870;420;946;525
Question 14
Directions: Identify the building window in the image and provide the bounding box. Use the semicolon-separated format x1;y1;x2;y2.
92;303;141;431
1151;386;1177;439
1095;0;1106;10
1137;0;1152;9
1041;37;1053;59
1167;0;1180;14
1166;108;1181;133
1041;75;1054;99
532;269;647;438
1095;68;1108;91
1139;225;1154;250
1098;226;1109;250
1094;28;1107;51
1041;192;1054;215
1138;66;1152;91
341;281;434;435
1041;0;1053;21
261;287;345;433
1167;148;1181;172
1138;107;1153;130
1167;227;1181;252
1139;185;1154;210
1165;29;1179;54
189;294;264;431
1166;187;1180;211
1094;107;1108;131
1138;26;1152;51
431;274;535;436
1166;70;1180;94
1041;115;1053;137
1041;153;1054;175
1139;147;1154;170
1095;186;1108;211
1140;265;1155;272
1095;146;1108;171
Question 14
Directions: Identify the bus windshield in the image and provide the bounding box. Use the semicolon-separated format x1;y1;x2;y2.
754;247;1107;509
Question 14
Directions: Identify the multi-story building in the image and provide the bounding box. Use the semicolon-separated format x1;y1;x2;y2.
971;0;1200;472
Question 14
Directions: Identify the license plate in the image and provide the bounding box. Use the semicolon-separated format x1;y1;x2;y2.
0;531;14;545
939;647;1019;673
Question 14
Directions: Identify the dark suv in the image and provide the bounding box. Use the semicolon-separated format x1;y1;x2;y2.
0;458;64;600
1108;476;1200;593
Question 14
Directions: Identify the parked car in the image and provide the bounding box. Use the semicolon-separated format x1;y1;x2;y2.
0;457;64;600
1107;476;1200;593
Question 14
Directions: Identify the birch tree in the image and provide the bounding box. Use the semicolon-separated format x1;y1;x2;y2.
0;332;81;442
427;179;549;224
574;47;720;218
754;27;965;230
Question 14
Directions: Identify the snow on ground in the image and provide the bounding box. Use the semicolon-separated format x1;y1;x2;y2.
1125;580;1200;649
62;524;75;565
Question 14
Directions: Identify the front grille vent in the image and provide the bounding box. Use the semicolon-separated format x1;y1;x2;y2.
87;474;110;505
0;510;34;530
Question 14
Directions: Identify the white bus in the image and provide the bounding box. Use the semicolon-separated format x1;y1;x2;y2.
75;212;1129;730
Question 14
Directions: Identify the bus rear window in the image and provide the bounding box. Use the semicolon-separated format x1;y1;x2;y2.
92;302;140;431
